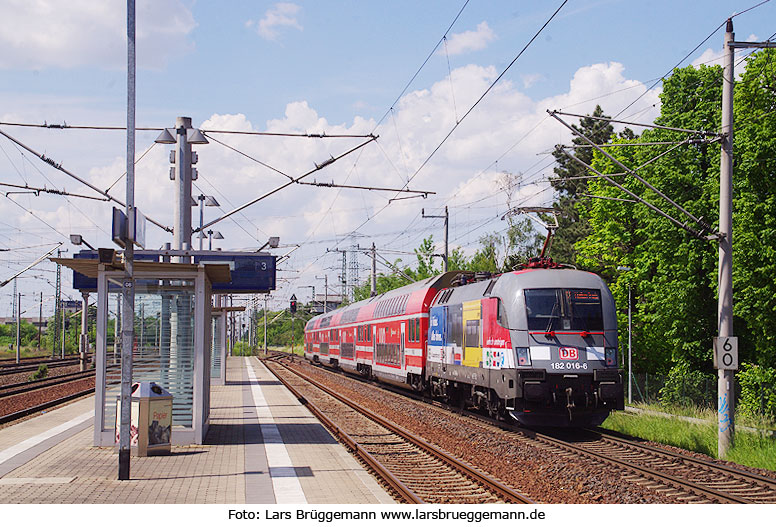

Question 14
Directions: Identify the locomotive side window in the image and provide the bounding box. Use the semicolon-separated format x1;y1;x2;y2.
525;288;603;331
447;304;463;346
497;298;509;328
464;319;480;348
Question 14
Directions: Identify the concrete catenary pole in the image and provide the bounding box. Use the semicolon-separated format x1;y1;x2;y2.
714;16;776;459
717;19;735;458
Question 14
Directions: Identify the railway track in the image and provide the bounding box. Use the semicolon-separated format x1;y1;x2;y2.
274;352;776;504
263;356;534;504
0;358;80;377
0;371;94;398
511;427;773;503
0;365;95;425
573;428;776;503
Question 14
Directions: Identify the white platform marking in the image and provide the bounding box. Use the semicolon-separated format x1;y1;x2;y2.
0;411;93;466
245;357;307;504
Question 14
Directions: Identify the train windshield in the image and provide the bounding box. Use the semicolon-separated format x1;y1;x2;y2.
525;288;604;332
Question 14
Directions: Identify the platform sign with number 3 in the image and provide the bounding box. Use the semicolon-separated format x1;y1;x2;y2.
713;336;738;370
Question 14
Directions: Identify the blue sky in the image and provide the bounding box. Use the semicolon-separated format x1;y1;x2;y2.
1;0;774;315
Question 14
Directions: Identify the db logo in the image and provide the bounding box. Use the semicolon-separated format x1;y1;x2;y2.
559;347;578;360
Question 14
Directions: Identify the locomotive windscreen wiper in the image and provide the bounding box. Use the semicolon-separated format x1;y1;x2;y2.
545;297;560;334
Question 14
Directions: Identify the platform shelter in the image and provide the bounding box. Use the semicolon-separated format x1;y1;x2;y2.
57;251;275;448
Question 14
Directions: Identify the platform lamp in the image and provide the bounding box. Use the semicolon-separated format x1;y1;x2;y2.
258;236;280;252
197;195;220;250
207;229;224;250
70;234;95;372
617;265;633;405
69;234;96;251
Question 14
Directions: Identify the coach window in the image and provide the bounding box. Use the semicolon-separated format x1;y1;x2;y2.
366;324;371;342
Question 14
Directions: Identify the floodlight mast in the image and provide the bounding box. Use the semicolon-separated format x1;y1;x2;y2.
118;0;136;481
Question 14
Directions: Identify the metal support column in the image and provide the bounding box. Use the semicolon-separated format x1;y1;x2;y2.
422;206;449;272
80;292;89;371
118;0;136;481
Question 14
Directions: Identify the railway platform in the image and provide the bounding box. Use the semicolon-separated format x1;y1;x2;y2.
0;356;393;504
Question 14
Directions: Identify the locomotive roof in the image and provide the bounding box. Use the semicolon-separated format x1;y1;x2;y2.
431;267;609;307
305;267;610;331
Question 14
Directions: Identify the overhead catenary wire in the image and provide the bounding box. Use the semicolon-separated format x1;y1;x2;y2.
614;0;772;119
331;1;570;252
197;136;378;232
0;127;173;234
371;0;472;133
0;181;111;201
0;120;376;139
550;111;714;235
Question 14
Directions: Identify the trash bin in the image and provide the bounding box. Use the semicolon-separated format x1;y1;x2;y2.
115;382;173;456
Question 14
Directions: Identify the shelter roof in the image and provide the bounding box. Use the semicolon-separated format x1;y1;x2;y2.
51;257;231;284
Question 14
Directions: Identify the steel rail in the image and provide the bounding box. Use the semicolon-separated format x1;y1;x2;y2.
260;357;421;503
0;371;95;398
590;427;776;500
0;359;80;376
528;430;752;503
0;387;94;425
271;351;761;504
264;356;534;504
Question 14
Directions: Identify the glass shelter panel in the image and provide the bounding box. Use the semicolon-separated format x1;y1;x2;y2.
103;279;196;432
211;314;222;379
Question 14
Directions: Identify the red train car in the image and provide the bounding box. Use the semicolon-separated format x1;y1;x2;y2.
304;274;458;389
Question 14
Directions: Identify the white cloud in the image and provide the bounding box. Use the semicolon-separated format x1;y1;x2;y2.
443;22;495;56
251;3;303;41
0;59;662;307
0;0;196;70
521;73;544;89
691;34;758;75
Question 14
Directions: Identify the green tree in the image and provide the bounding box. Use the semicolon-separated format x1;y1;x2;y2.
414;236;440;279
574;54;776;374
729;48;776;368
550;105;615;265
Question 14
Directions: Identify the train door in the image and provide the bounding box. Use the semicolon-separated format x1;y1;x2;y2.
372;324;377;367
401;321;405;370
462;300;482;368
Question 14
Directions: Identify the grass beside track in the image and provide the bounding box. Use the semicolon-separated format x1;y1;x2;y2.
602;405;776;472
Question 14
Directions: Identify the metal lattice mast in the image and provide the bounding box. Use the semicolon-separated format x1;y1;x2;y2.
340;250;347;300
12;278;16;320
348;243;359;302
53;249;62;357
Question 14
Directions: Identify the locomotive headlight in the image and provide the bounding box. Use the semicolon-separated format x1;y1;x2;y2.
516;347;531;366
605;347;617;367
